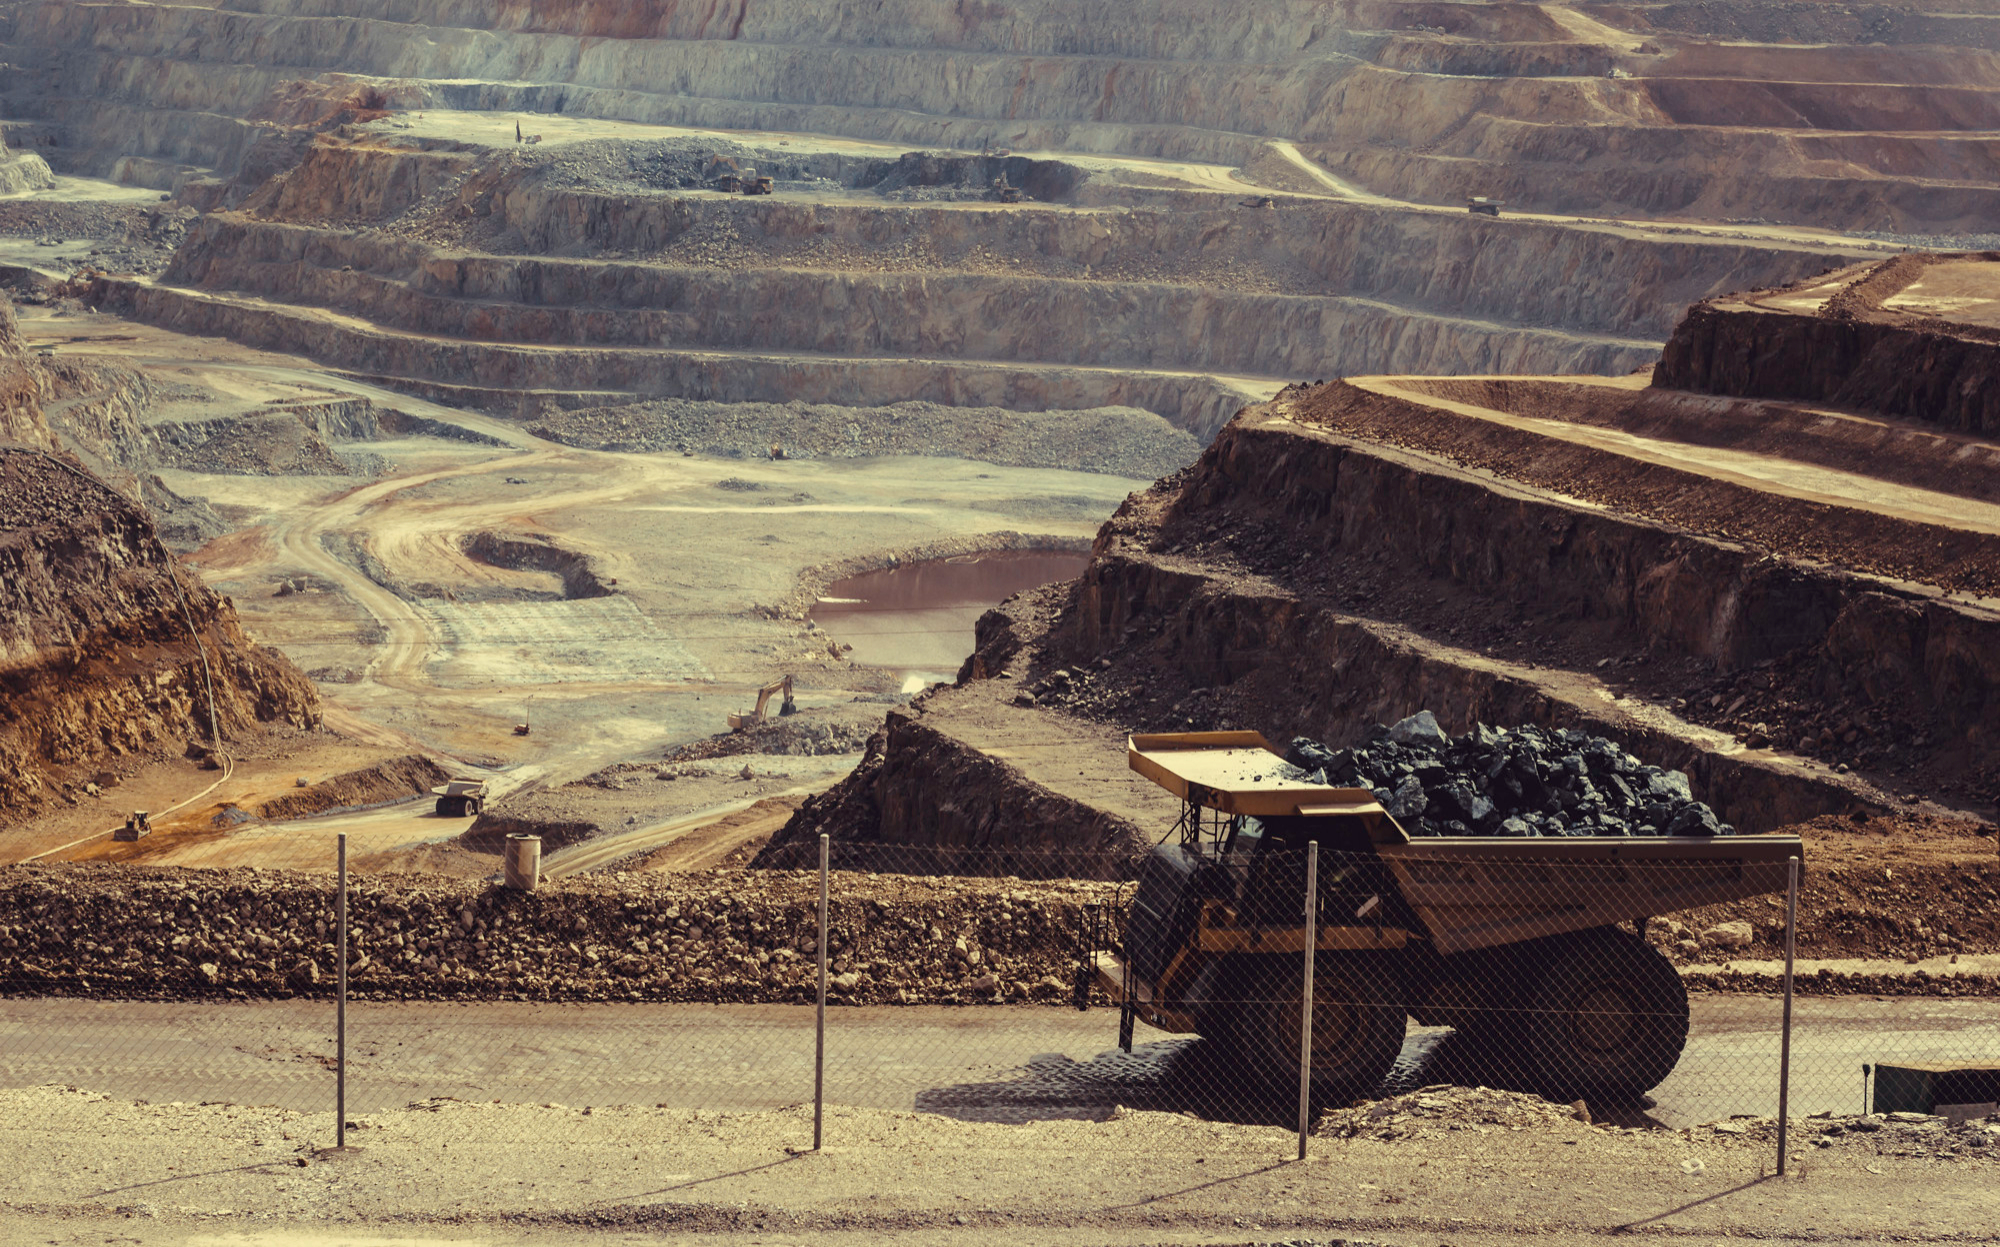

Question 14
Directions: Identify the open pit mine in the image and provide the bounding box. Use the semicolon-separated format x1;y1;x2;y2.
0;0;1997;1042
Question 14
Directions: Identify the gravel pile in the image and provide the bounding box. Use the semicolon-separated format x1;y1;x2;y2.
1806;1111;2000;1159
0;201;192;281
532;138;837;193
666;711;881;761
1675;1110;2000;1162
1287;712;1732;838
0;864;1113;1005
528;397;1199;479
149;413;372;477
1320;1090;2000;1162
1849;230;2000;252
1318;1085;1588;1140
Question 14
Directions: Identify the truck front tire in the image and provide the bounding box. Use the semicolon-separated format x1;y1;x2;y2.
1228;958;1405;1103
1526;928;1688;1099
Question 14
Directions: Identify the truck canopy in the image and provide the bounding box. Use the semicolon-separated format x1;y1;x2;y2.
1129;731;1408;840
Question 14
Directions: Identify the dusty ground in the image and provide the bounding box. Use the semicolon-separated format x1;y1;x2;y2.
1;304;1167;871
0;1083;1994;1245
6;995;1994;1128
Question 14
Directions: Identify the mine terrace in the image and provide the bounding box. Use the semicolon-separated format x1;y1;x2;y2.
0;0;1998;1242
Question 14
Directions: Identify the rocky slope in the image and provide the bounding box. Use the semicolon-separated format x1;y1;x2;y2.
0;305;321;819
80;128;1866;437
1656;251;2000;434
767;266;2000;920
0;0;1983;473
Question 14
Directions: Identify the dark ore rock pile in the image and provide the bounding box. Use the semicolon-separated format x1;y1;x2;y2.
1286;712;1733;838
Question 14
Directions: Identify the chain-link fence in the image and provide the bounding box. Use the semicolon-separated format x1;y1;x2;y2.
4;830;1997;1166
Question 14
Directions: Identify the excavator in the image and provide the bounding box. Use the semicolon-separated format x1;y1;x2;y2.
727;674;797;731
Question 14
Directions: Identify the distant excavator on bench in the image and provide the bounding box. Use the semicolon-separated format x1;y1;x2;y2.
728;674;797;731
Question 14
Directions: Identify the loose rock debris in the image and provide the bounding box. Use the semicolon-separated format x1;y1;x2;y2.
1318;1085;1587;1139
0;863;1115;1004
1288;712;1731;838
1319;1087;1999;1163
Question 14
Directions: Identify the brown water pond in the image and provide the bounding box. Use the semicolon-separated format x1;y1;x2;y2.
811;550;1089;685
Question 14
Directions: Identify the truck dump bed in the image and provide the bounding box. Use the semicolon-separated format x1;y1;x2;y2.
1130;731;1803;954
1377;835;1799;954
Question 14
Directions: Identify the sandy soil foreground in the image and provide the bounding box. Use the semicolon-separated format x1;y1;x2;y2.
0;1084;1990;1247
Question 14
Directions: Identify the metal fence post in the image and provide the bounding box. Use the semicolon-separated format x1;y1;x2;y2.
1777;854;1798;1175
814;832;828;1151
336;831;348;1150
1298;840;1318;1161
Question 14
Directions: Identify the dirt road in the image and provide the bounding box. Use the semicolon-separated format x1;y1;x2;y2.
6;995;1990;1129
19;312;1162;870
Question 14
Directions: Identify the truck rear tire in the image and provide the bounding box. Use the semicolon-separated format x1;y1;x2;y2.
1228;958;1404;1103
1526;928;1688;1099
435;796;461;817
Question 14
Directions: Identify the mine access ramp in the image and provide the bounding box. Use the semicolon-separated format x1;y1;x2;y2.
1083;731;1803;1103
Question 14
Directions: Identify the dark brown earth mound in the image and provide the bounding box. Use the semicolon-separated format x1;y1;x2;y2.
0;863;1115;1005
0;315;320;820
254;755;451;821
757;699;1154;878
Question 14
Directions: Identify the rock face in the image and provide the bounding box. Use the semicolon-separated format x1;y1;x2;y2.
0;135;54;195
0;315;320;817
7;0;1995;232
1655;259;2000;436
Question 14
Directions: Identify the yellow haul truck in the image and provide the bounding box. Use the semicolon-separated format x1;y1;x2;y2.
1086;732;1803;1102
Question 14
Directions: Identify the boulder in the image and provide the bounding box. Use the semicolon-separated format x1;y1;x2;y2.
1702;920;1755;950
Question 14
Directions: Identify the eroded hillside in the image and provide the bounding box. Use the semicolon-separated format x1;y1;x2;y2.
0;305;320;819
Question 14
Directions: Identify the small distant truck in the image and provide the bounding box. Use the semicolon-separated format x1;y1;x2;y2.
431;778;487;818
1086;732;1803;1102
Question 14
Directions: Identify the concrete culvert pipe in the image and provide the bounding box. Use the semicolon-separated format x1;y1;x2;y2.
504;834;541;890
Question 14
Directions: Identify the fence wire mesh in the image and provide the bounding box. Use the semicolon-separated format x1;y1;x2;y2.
3;832;1997;1161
